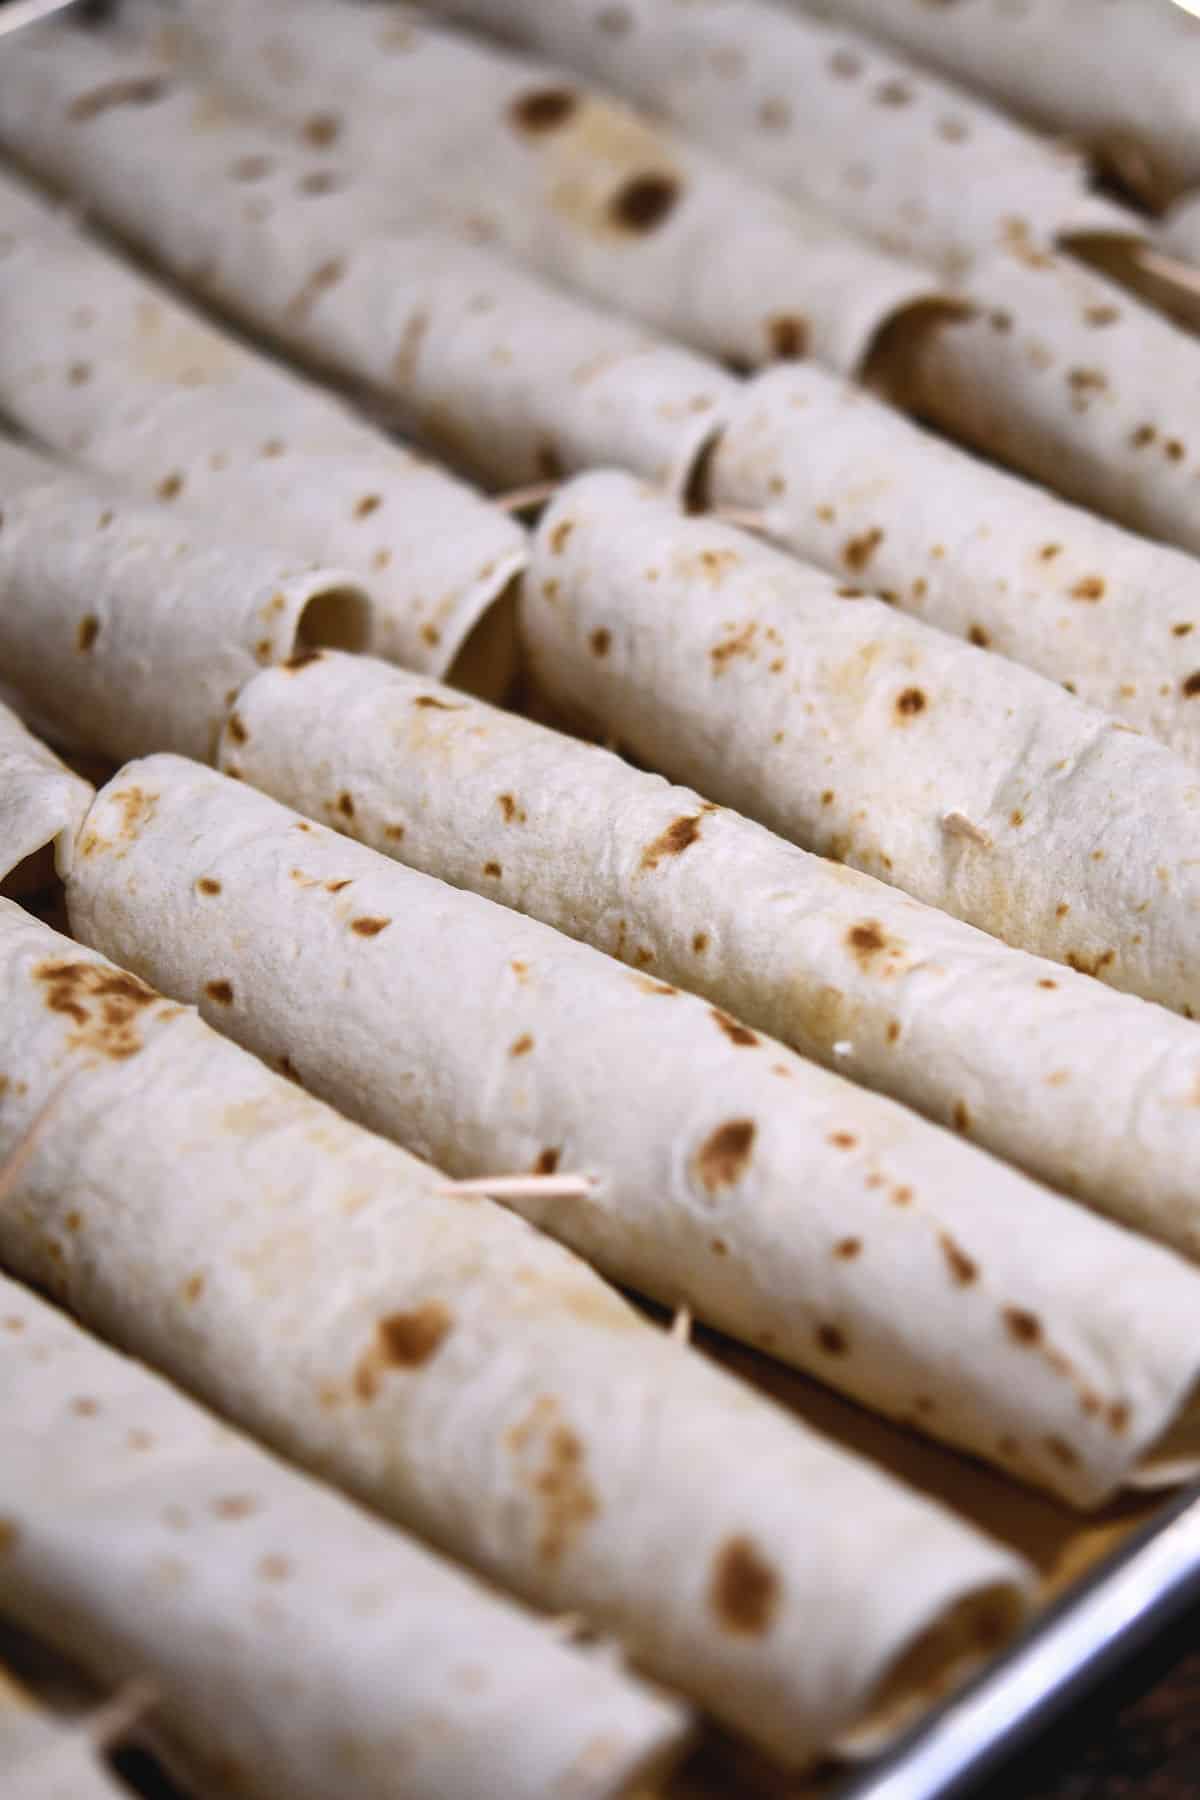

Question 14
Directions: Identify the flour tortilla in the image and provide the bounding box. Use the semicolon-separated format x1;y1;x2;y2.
0;436;369;763
707;360;1200;757
430;0;1138;285
0;903;1031;1764
126;0;943;377
0;47;734;500
0;168;524;683
0;1664;127;1800
60;753;1200;1511
522;470;1200;1022
223;649;1200;1265
1162;193;1200;268
798;0;1200;210
869;246;1200;561
0;700;93;898
0;1271;691;1800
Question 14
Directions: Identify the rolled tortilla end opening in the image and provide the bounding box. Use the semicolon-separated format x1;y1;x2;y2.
836;1581;1028;1760
860;294;973;401
292;580;372;656
446;575;521;704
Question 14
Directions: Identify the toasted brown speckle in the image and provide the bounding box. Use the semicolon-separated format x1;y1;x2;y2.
483;861;502;878
895;686;927;718
1004;1307;1042;1347
349;915;390;939
1045;1435;1079;1468
336;792;355;819
834;1236;862;1260
76;613;100;652
642;814;702;870
510;1033;535;1057
968;623;990;647
710;1536;779;1636
610;172;680;232
767;314;808;359
535;1147;561;1175
828;1130;857;1150
197;877;221;897
205;979;234;1006
511;87;578;133
952;1100;972;1133
1183;672;1200;699
843;527;884;571
549;518;574;555
711;1008;758;1047
1070;576;1105;602
816;1322;849;1355
939;1233;978;1286
694;1119;756;1193
156;472;183;501
354;494;382;520
692;930;709;954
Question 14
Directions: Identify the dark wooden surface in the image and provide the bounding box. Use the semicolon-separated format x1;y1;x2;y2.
966;1601;1200;1799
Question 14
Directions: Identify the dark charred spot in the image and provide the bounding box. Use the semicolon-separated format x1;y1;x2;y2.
354;494;382;519
535;1147;561;1175
1004;1307;1042;1347
766;314;808;358
196;877;222;897
1173;623;1193;637
694;1119;756;1193
412;694;463;710
1131;424;1157;449
1084;304;1119;327
1070;576;1105;602
709;1536;780;1635
939;1233;978;1286
842;526;884;571
337;792;355;819
895;687;927;718
968;623;990;647
692;931;709;954
483;861;502;878
1166;439;1186;462
816;1322;849;1355
711;1008;758;1047
156;472;183;501
846;920;887;964
77;614;100;653
511;87;579;133
641;813;702;870
302;111;341;147
205;979;234;1006
609;172;681;232
226;712;248;746
509;1033;534;1057
379;1303;453;1367
1182;672;1200;698
828;1131;857;1151
351;916;391;937
497;792;527;824
834;1236;862;1260
952;1100;972;1133
1044;1435;1079;1468
325;879;352;894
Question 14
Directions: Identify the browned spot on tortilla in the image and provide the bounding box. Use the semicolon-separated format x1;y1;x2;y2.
821;789;836;806
829;47;861;77
1065;947;1116;978
287;258;345;321
875;77;911;104
355;1302;453;1399
828;1131;857;1151
968;623;990;647
508;1397;598;1562
211;1495;258;1520
76;614;100;652
641;814;702;870
0;1518;19;1554
637;978;678;996
692;931;710;954
1182;672;1200;698
535;1147;561;1175
1084;304;1119;327
226;712;248;746
283;648;324;673
384;822;406;842
895;686;927;718
938;1233;978;1286
156;472;183;501
834;1237;862;1260
1108;1401;1130;1435
350;916;391;939
891;1184;913;1206
354;494;382;519
709;1536;779;1636
483;861;502;878
182;1272;205;1303
1045;1436;1079;1468
549;519;575;556
710;621;757;671
1173;622;1194;637
68;76;168;121
498;792;528;824
842;527;883;571
420;623;442;648
205;980;234;1006
64;1211;82;1234
1004;1307;1042;1347
845;920;897;968
952;1100;971;1133
1070;576;1105;602
35;959;160;1060
816;1322;849;1355
1055;902;1070;919
1166;439;1186;462
1067;366;1107;401
711;1008;758;1047
610;172;681;232
302;111;341;147
511;87;578;132
336;792;355;819
195;877;222;898
886;1019;901;1043
325;879;352;894
767;314;808;358
694;1119;756;1193
412;694;463;710
509;1033;535;1058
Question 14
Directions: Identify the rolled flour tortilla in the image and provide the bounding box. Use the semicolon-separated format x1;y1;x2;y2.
522;470;1200;1022
869;243;1200;557
429;0;1138;284
0;59;734;504
0;436;369;763
128;0;944;376
0;1271;691;1800
222;649;1200;1264
0;907;1031;1763
0;172;524;683
707;361;1200;757
798;0;1200;210
63;754;1200;1510
1162;193;1200;268
0;1664;129;1800
0;701;93;899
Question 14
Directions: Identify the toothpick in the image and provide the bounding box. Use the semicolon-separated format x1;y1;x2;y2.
941;810;993;848
1131;245;1200;301
670;1304;692;1345
437;1173;595;1201
85;1678;158;1753
493;480;561;515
